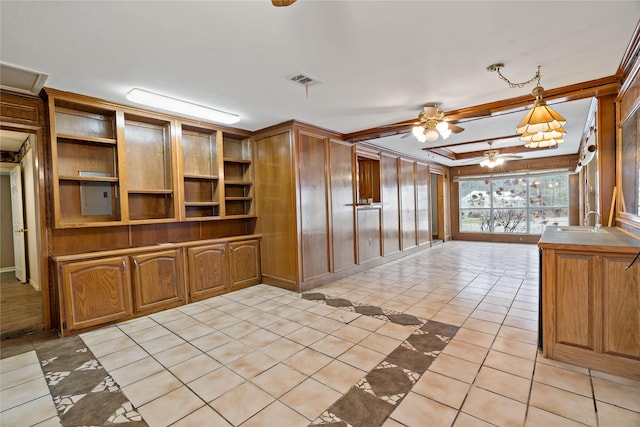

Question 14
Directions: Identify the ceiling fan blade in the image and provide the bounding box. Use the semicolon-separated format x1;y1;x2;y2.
448;123;465;133
497;154;523;159
272;0;297;6
444;109;492;122
378;120;420;129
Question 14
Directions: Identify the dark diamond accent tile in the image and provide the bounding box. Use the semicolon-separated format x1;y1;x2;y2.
385;346;434;375
386;313;422;326
303;293;327;301
355;305;385;316
366;366;413;397
421;319;459;338
329;386;395;427
407;333;450;353
50;369;110;397
325;298;353;308
60;391;128;426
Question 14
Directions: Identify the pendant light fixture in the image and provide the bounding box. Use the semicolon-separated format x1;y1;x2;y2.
487;63;566;147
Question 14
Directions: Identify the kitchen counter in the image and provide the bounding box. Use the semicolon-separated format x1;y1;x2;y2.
539;225;640;253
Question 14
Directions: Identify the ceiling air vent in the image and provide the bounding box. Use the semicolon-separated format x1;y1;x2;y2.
0;63;48;95
287;73;319;86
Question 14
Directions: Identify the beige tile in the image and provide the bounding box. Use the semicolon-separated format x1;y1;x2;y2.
80;326;125;346
529;382;597;426
284;348;333;376
85;334;137;358
533;362;592;397
33;416;63;427
358;333;402;354
442;339;489;364
0;362;43;390
154;342;202;368
127;324;171;343
462;386;527;427
240;329;281;348
474;366;531;403
463;318;501;335
412;370;470;409
390;392;458;427
497;325;537;344
251;363;307;398
491;336;537;360
138;333;185;355
288;310;324;326
260;337;305;361
286;326;326;346
453;327;495;348
453;412;496;426
190;331;233;352
0;376;50;411
428;353;481;384
187;366;245;403
204;314;242;330
0;394;57;427
138;386;204;427
590;369;640;388
535;354;590;375
309;334;354;358
484;350;534;379
0;350;39;373
375;321;417;340
264;319;303;336
312;359;366;393
227;351;278;379
122;370;182;407
173;324;214;341
470;309;506;324
210;382;274;425
307;316;345;334
207;340;254;364
280;377;341;421
525;407;588;427
109;356;165;387
96;345;149;372
596;401;640;427
164;316;201;332
221;321;262;339
169;353;221;383
349;314;386;331
242;400;310;427
382;417;408;427
592;377;640;412
330;324;371;344
338;344;386;372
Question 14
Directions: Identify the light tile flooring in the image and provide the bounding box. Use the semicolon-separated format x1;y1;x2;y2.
2;241;640;426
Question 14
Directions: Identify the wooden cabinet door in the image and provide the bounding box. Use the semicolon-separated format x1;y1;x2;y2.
228;239;261;290
59;256;132;332
187;244;227;301
601;255;640;359
131;249;184;313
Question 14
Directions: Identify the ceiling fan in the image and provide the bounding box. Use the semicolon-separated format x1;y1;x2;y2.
465;141;523;168
384;104;466;143
272;0;297;6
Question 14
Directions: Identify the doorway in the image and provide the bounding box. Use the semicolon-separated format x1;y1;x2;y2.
0;130;43;339
430;172;445;243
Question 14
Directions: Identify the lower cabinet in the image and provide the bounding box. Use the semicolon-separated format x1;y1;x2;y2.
54;235;261;335
542;249;640;379
131;249;184;313
59;256;133;331
229;239;261;290
187;243;227;301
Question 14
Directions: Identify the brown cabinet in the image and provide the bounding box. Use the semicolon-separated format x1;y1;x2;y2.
59;256;132;331
542;247;640;379
131;249;184;313
357;207;382;264
229;239;261;290
187;243;227;301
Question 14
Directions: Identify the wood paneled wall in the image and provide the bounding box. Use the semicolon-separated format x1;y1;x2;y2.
381;154;401;255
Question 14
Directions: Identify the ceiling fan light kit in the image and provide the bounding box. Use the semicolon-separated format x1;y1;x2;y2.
488;63;567;147
411;103;456;143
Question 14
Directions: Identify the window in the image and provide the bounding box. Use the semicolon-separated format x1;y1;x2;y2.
459;172;569;234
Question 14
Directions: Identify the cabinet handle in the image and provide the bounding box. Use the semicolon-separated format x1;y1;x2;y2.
133;259;138;270
122;261;126;272
625;251;640;270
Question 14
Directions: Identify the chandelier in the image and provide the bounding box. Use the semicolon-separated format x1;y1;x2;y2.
487;63;566;148
411;105;452;143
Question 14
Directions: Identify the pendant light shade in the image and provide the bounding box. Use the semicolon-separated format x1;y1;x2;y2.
524;137;564;149
520;127;566;142
515;86;566;134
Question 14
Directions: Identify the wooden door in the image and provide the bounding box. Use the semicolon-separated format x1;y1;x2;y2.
228;239;261;290
59;256;132;332
10;165;26;283
187;244;227;301
131;249;184;313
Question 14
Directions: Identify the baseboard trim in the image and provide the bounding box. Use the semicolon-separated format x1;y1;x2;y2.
0;266;16;273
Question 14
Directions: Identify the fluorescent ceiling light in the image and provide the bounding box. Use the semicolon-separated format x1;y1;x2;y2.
126;88;239;125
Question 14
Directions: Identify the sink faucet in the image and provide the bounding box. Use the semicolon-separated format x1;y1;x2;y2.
586;211;601;230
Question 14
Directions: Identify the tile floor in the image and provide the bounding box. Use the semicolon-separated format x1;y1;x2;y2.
1;241;640;426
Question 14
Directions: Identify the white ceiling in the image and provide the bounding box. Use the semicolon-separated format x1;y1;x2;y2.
1;1;638;166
